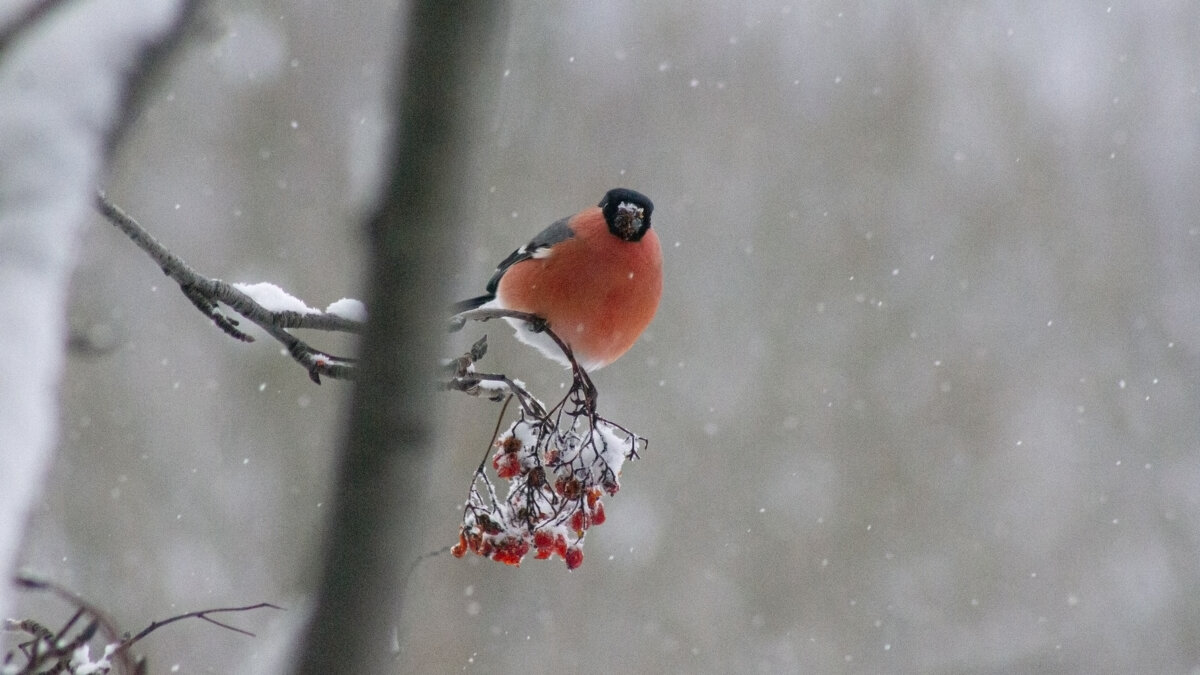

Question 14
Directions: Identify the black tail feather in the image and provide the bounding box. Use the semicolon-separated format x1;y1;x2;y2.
452;294;493;315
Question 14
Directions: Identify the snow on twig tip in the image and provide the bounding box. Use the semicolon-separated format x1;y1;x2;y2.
325;297;367;321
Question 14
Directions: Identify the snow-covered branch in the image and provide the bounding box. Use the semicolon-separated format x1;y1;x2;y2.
95;192;364;383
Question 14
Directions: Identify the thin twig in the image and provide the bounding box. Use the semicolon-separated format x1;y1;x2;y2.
117;602;283;652
476;394;514;474
95;192;362;383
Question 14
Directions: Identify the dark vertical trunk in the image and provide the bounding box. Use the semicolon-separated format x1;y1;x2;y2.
293;3;505;672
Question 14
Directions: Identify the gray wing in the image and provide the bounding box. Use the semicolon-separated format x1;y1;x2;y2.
484;215;574;295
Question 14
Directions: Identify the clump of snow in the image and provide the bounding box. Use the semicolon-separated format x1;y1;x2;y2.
325;297;366;321
232;282;318;314
475;378;512;394
587;419;632;480
70;643;118;674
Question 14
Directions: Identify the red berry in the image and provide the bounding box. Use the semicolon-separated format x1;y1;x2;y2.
556;476;582;499
493;452;521;479
532;530;556;558
570;510;590;533
491;537;530;566
564;547;584;570
451;531;468;558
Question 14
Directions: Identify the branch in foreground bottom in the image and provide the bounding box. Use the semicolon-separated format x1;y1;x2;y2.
95;192;363;383
6;573;281;674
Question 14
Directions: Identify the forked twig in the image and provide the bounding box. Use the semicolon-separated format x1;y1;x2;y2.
119;602;283;651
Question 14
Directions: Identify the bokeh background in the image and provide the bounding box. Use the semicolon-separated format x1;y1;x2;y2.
14;1;1200;672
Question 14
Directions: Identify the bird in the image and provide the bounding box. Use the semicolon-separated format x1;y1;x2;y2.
454;188;662;372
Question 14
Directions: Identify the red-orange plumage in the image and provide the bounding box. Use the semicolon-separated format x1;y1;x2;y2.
494;206;662;370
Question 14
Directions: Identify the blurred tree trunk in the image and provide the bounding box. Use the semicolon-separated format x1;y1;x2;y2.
292;2;505;672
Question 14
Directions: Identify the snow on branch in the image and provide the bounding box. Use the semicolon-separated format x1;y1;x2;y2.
445;310;647;570
4;573;280;674
95;192;363;383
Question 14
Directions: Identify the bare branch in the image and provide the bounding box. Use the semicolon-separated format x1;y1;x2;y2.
95;192;362;383
118;602;283;652
9;573;282;674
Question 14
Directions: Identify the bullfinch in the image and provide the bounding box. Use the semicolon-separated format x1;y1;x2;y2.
455;188;662;372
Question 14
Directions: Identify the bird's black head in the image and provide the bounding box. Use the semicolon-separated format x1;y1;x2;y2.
600;188;653;242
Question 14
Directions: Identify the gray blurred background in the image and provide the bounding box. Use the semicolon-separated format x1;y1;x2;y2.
15;1;1200;672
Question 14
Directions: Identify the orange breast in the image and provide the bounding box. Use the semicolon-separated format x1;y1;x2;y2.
495;208;662;368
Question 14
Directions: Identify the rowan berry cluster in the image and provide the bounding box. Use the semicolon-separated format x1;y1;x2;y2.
451;411;641;569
